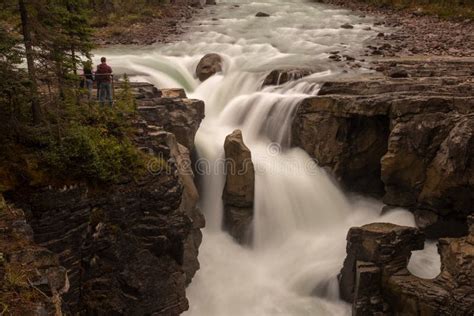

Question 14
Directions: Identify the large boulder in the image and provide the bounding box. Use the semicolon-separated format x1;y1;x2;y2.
339;217;474;315
222;130;255;243
196;53;223;82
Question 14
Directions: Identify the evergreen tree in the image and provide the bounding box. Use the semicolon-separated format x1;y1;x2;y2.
0;25;29;125
18;0;42;124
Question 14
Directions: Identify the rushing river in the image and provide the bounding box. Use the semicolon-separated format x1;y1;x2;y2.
95;0;440;315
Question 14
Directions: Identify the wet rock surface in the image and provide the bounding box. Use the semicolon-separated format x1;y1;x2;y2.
4;83;205;315
196;53;223;82
262;69;314;87
256;12;270;17
222;130;255;244
339;215;474;315
292;58;474;236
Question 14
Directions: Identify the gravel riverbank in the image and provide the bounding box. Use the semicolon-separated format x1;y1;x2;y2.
316;0;474;57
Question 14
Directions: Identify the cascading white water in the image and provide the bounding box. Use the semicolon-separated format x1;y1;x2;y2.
95;0;441;314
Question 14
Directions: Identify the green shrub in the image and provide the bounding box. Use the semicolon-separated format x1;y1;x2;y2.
43;124;143;183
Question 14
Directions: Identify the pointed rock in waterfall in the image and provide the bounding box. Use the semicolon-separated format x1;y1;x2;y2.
222;129;255;244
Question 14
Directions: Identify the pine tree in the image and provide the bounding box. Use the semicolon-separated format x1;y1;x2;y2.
18;0;42;124
0;25;29;125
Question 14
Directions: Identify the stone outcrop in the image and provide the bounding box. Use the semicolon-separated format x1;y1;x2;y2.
0;195;69;315
262;69;313;87
4;83;205;315
165;132;205;284
292;58;474;237
339;216;474;315
136;85;205;150
196;53;223;82
222;130;255;243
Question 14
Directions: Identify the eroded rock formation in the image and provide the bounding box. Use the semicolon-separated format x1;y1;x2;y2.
196;53;223;82
222;130;255;243
292;58;474;237
339;216;474;315
4;83;205;315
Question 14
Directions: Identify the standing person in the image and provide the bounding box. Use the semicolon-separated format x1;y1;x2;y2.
83;61;94;100
96;57;113;106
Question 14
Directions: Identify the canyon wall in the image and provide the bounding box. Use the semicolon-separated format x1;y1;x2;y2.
3;84;205;315
292;59;474;238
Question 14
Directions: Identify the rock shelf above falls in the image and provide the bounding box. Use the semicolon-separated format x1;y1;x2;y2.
292;57;474;239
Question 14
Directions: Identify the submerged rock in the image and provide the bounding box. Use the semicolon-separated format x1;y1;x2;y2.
196;53;223;81
339;217;474;315
255;12;270;17
222;130;255;243
340;23;354;29
262;69;313;86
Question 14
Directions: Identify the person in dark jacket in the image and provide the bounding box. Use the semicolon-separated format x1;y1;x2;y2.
96;57;113;106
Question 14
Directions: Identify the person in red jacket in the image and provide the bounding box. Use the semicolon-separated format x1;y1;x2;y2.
96;57;113;106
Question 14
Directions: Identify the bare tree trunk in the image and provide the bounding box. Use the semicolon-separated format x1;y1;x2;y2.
19;0;42;124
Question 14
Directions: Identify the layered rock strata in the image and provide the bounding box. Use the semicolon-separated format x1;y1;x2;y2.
292;58;474;237
0;195;69;315
339;216;474;315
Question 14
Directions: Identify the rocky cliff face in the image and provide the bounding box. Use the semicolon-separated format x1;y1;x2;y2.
292;58;474;237
0;195;69;315
4;84;205;315
339;215;474;315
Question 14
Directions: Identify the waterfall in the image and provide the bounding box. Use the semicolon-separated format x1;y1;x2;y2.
94;0;440;314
